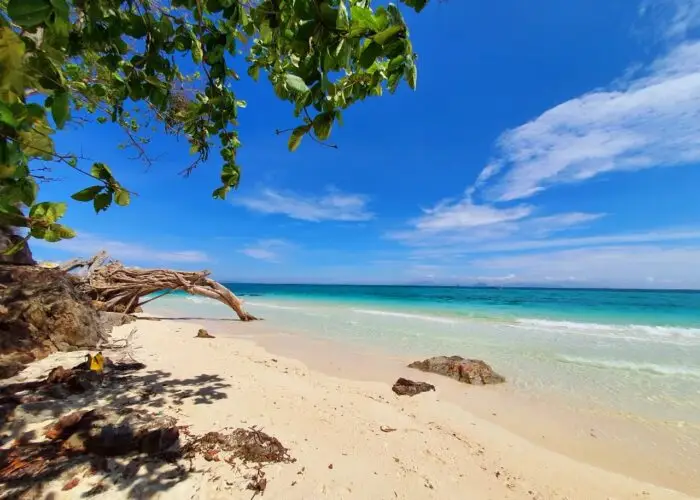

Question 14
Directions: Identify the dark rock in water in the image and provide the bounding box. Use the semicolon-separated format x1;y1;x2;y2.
195;328;215;339
408;356;505;385
0;265;106;379
391;378;436;396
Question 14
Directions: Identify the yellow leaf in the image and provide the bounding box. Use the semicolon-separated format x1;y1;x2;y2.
88;352;105;373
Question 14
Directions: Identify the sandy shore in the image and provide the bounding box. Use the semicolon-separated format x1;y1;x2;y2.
2;318;697;499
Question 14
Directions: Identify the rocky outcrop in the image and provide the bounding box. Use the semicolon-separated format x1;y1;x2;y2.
391;378;435;396
0;265;106;379
408;356;505;385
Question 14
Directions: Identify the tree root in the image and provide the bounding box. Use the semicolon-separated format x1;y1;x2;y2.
61;252;258;321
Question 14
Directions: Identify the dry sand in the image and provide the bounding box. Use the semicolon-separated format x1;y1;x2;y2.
2;318;697;499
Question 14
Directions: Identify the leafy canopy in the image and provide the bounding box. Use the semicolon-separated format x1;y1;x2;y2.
0;0;428;251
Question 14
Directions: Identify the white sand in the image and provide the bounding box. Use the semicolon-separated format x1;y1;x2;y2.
3;318;697;499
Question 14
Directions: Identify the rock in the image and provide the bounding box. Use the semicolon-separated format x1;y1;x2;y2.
195;328;215;339
408;356;505;385
391;378;436;396
0;265;106;379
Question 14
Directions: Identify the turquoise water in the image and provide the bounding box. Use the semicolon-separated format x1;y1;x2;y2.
225;283;700;327
148;285;700;425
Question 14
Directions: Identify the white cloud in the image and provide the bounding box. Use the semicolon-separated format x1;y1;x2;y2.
412;197;533;232
240;239;293;263
234;188;373;222
472;40;700;202
34;234;209;264
389;193;605;250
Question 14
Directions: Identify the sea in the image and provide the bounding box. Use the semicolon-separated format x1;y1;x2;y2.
148;284;700;426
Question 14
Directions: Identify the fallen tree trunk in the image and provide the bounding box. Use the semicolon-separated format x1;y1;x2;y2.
62;252;257;321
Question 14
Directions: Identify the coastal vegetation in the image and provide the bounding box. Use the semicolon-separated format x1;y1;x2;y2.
0;0;428;254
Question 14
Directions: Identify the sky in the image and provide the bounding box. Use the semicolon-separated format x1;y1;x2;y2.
32;0;700;289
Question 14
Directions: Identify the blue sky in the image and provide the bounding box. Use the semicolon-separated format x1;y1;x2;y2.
33;0;700;288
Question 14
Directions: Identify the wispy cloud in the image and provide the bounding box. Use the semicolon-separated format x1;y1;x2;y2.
389;194;605;250
240;239;293;263
640;0;700;40
34;234;209;264
471;245;700;288
472;40;700;202
234;188;373;222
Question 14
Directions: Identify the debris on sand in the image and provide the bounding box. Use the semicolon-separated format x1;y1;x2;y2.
184;427;294;465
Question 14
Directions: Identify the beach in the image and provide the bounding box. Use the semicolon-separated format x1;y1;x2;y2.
3;309;698;499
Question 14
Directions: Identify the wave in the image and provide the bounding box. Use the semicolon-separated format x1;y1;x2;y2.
558;355;700;378
244;301;301;311
512;318;700;345
183;296;218;305
351;309;456;324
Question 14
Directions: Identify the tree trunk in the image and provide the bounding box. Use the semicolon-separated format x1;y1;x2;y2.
62;252;258;321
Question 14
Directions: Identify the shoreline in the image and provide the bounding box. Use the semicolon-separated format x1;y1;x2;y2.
145;309;700;497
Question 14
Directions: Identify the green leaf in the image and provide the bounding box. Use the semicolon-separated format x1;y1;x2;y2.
405;59;417;90
49;0;69;17
247;65;260;81
359;42;382;69
114;189;130;206
350;5;379;31
90;162;113;181
220;163;240;187
29;201;66;223
285;74;310;94
312;112;333;141
0;27;25;94
372;25;403;46
93;192;112;213
7;0;52;28
212;186;230;200
337;1;350;30
71;185;103;202
400;0;428;13
191;37;203;64
288;125;310;152
19;120;55;160
49;223;76;240
16;178;38;206
0;102;17;127
51;91;70;129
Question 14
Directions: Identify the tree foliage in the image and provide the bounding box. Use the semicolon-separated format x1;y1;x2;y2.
0;0;428;251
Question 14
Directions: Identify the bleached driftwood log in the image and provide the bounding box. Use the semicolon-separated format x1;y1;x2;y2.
61;251;257;321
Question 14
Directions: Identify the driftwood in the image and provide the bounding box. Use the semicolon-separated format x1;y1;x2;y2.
61;252;257;321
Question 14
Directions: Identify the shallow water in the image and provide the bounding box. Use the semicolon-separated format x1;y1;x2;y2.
148;284;700;427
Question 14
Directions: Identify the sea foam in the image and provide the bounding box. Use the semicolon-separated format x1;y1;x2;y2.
351;308;457;324
513;318;700;346
557;355;700;379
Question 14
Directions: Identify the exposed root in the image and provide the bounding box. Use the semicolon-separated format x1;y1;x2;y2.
62;252;258;321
